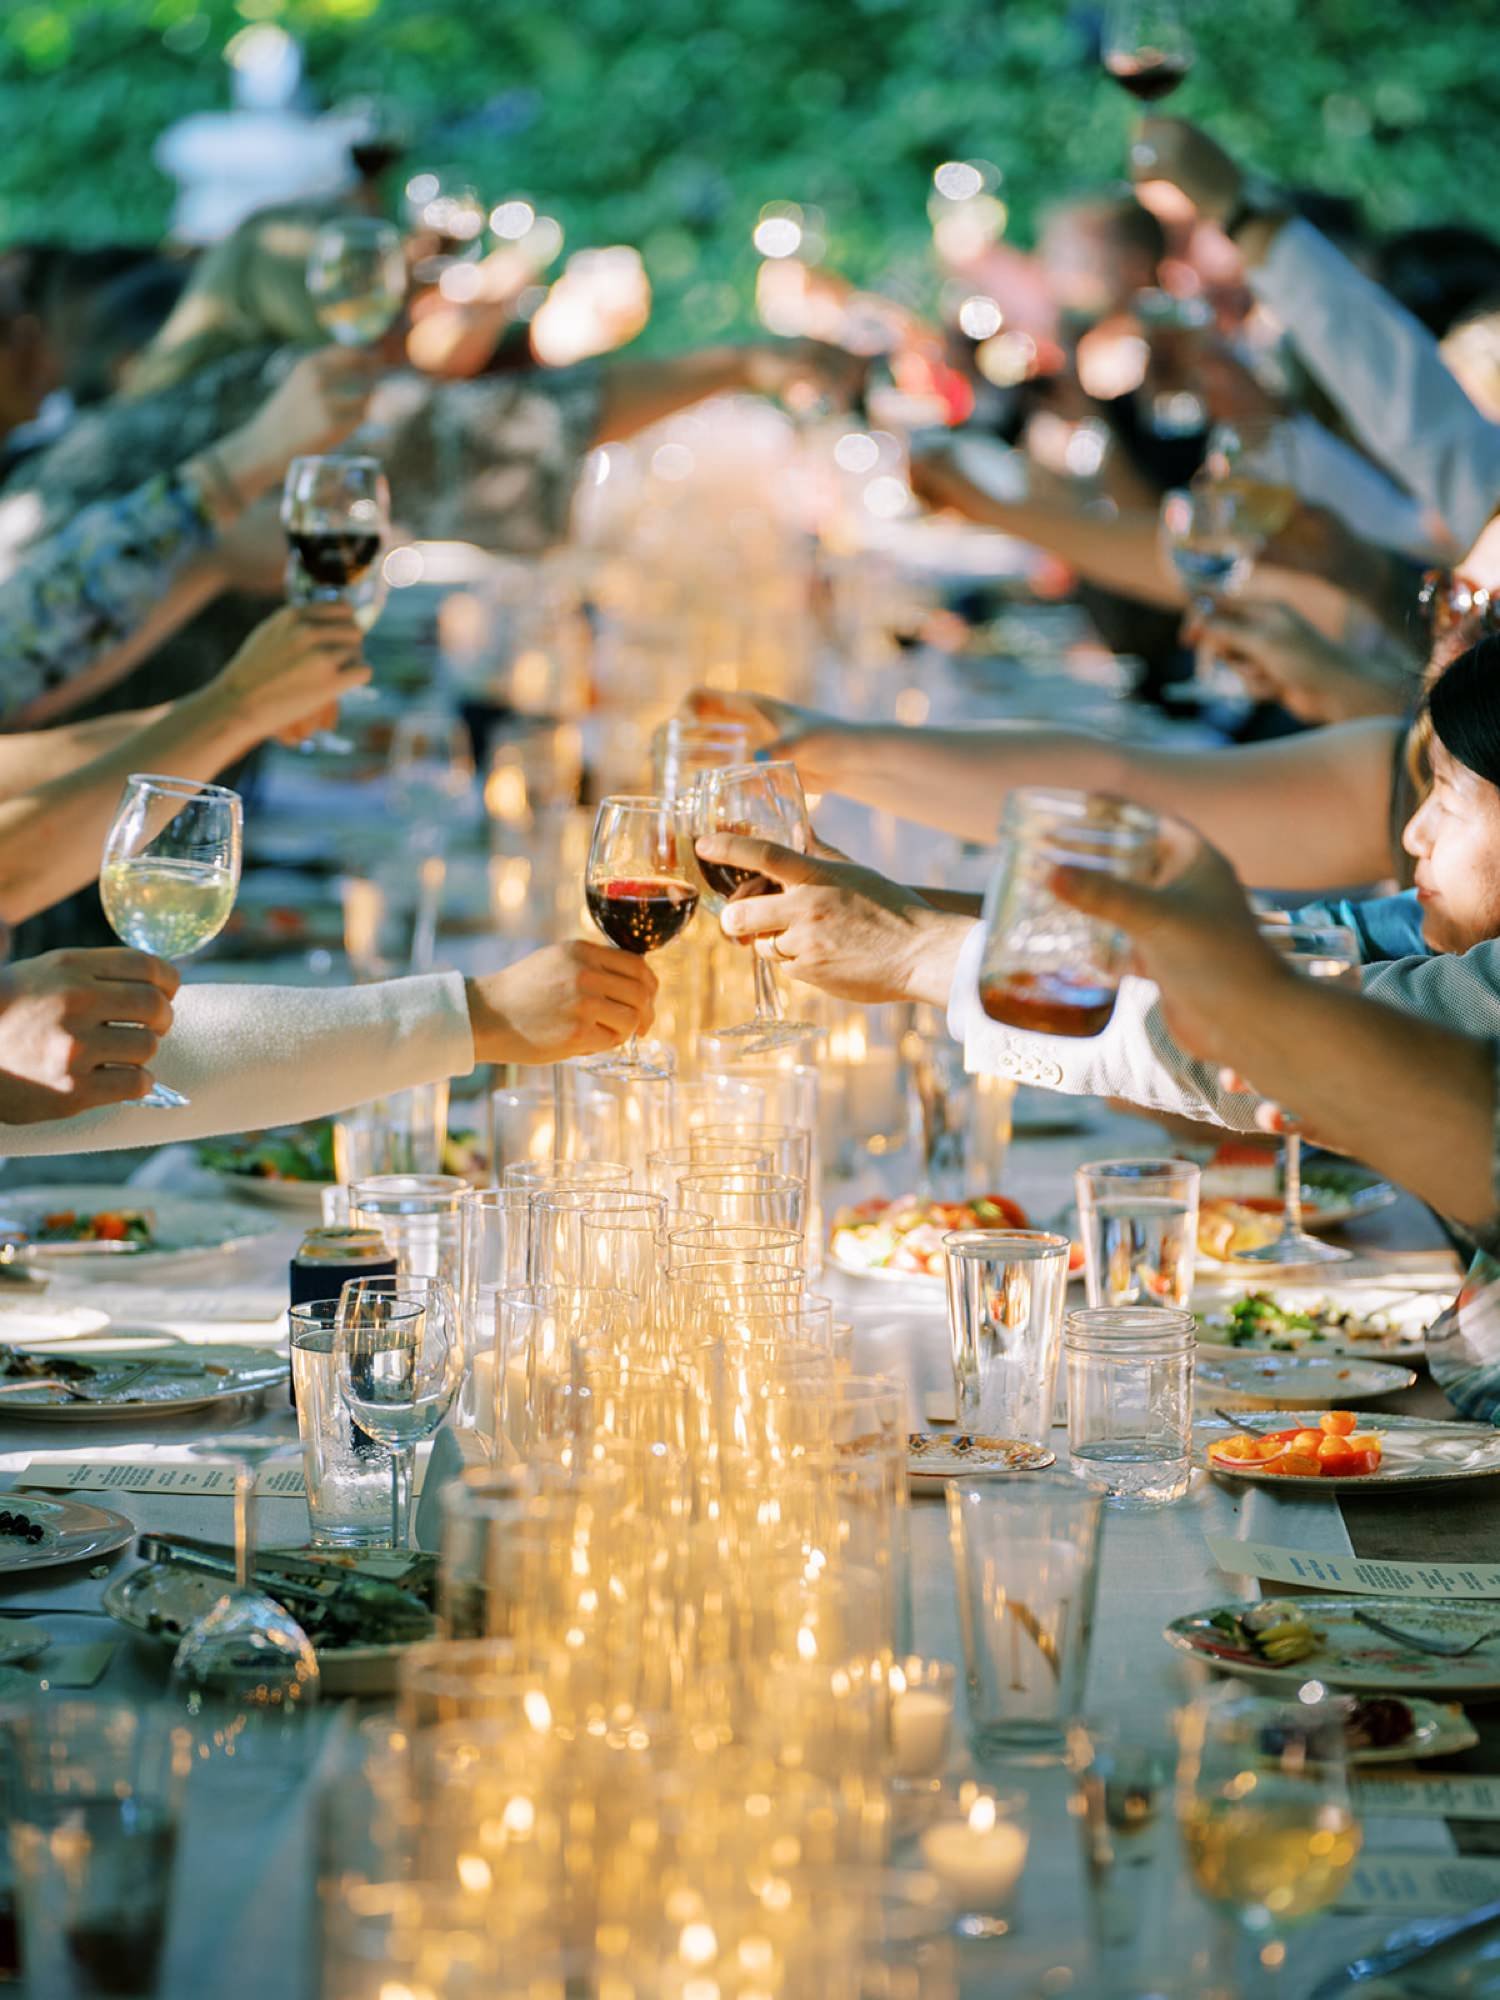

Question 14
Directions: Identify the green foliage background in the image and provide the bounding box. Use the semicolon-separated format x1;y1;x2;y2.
3;0;1498;345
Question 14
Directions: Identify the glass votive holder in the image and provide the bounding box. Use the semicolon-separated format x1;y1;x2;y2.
1064;1307;1196;1509
918;1782;1029;1940
889;1656;957;1784
943;1229;1070;1447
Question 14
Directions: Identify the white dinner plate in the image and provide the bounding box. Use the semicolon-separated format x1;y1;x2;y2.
0;1345;286;1421
208;1170;326;1216
1166;1598;1500;1696
0;1496;134;1575
2;1187;279;1267
1192;1283;1444;1366
1196;1410;1500;1492
1194;1349;1419;1409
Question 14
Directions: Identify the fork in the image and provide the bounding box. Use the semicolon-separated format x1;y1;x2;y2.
1353;1607;1500;1658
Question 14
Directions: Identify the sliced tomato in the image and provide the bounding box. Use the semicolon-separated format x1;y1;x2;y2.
1347;1432;1382;1458
1346;1447;1382;1476
91;1213;129;1241
1289;1430;1324;1457
1316;1436;1358;1476
1278;1449;1322;1478
1319;1410;1357;1437
1209;1435;1281;1464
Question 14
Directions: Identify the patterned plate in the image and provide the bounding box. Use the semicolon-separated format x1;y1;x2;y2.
0;1496;134;1575
1166;1597;1500;1694
3;1187;279;1266
0;1345;286;1421
1196;1410;1500;1491
1349;1698;1478;1766
1194;1350;1419;1410
906;1433;1056;1481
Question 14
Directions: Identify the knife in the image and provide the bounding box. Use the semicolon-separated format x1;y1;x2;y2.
1307;1899;1500;1999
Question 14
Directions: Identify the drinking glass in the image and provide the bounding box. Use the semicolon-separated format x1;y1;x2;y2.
1204;419;1300;539
291;1300;397;1546
1076;1157;1200;1308
692;759;816;1054
646;1140;774;1204
585;794;699;1077
1068;1719;1186;1995
168;1434;320;1738
281;453;390;607
1102;0;1194;99
651;716;752;801
1065;1306;1196;1507
306;216;407;345
501;1158;630;1193
943;1229;1070;1446
349;1173;467;1289
100;774;242;1108
569;1063;676;1182
1233;924;1361;1267
334;1081;450;1181
336;1290;461;1547
946;1475;1103;1761
975;787;1159;1040
5;1704;185;2000
1161;484;1262;696
1176;1687;1361;1997
675;1167;806;1235
487;1079;560;1180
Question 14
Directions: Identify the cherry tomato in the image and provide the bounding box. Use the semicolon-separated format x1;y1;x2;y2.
1289;1430;1323;1457
1319;1411;1357;1437
1279;1450;1322;1478
1316;1436;1358;1475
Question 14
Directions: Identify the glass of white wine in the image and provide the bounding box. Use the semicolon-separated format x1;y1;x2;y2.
306;216;407;347
100;774;242;1109
1176;1686;1360;1997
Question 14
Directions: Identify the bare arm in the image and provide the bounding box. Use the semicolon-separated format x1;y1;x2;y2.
594;341;864;445
692;690;1405;888
0;705;171;798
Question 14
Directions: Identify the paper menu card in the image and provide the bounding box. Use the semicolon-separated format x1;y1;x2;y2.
1356;1775;1500;1821
1335;1852;1500;1914
1207;1532;1500;1602
18;1457;309;1497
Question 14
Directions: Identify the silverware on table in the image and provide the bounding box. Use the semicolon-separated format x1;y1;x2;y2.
1353;1607;1500;1658
1308;1899;1500;1998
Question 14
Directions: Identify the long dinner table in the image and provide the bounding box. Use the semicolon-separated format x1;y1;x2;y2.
0;1094;1490;2000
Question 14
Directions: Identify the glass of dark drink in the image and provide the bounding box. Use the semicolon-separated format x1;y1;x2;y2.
281;453;389;607
585;794;699;1076
1102;0;1194;100
976;788;1159;1040
691;759;817;1056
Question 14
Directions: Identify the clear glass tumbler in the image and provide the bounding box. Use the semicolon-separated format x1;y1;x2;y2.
975;788;1159;1039
349;1172;467;1289
291;1300;396;1547
1076;1157;1200;1310
1065;1306;1196;1507
942;1229;1070;1445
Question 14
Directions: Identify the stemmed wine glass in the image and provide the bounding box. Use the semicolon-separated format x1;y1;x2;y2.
1102;0;1194;100
584;795;700;1077
306;217;407;347
691;759;816;1056
336;1287;461;1548
281;453;390;609
1204;420;1300;539
1161;484;1261;699
169;1435;320;1753
1232;923;1361;1267
100;775;242;1109
1176;1686;1360;1997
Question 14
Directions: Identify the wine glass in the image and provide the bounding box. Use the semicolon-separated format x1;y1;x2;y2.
336;1289;461;1549
1160;484;1261;699
1102;0;1194;100
691;760;816;1056
306;216;407;347
1204;420;1300;540
1176;1686;1360;1997
168;1435;320;1760
1232;923;1361;1268
100;775;242;1109
584;795;700;1078
281;453;390;607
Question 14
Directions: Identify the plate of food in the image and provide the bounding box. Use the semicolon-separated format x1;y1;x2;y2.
0;1344;286;1421
1166;1596;1500;1695
1;1187;279;1266
0;1496;134;1575
104;1541;436;1695
1194;1349;1418;1410
1192;1288;1440;1365
1196;1160;1396;1264
830;1193;1080;1286
1197;1409;1500;1490
198;1125;335;1213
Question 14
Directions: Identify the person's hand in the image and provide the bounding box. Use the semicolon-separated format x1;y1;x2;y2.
200;604;371;748
0;949;179;1122
742;338;867;411
1049;818;1288;1067
465;942;657;1065
680;691;850;792
213;347;381;498
1128;118;1245;225
697;834;970;1006
1183;597;1409;723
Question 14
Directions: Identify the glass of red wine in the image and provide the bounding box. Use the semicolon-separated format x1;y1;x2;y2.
691;760;816;1057
1102;0;1194;101
584;795;699;1077
281;454;390;607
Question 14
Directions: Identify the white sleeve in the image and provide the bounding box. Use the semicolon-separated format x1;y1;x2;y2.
944;919;1265;1130
1287;414;1453;563
0;971;476;1156
1252;220;1500;552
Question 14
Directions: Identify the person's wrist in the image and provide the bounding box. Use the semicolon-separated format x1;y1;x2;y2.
898;908;973;1008
464;970;521;1065
207;422;283;507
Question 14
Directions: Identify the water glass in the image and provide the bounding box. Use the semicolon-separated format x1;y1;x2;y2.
569;1063;676;1183
500;1158;630;1193
1067;1719;1186;1992
334;1082;450;1181
350;1173;467;1289
676;1167;806;1234
290;1300;396;1547
942;1230;1070;1445
1076;1158;1200;1310
5;1703;185;2000
1065;1307;1196;1508
975;787;1159;1039
946;1475;1103;1761
487;1080;560;1182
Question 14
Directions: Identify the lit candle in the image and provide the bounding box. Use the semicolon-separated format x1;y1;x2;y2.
888;1658;956;1779
920;1790;1028;1911
468;1349;497;1448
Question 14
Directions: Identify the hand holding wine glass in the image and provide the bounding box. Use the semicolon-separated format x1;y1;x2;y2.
1103;0;1194;101
281;454;390;607
584;795;699;1076
99;776;242;1110
306;216;407;348
692;760;816;1054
